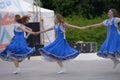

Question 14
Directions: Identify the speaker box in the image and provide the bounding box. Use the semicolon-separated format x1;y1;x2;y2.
25;22;40;46
25;22;44;56
71;43;82;51
71;42;97;53
81;43;91;53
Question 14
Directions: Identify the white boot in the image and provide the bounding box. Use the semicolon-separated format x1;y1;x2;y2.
13;67;20;74
111;57;120;69
57;67;66;74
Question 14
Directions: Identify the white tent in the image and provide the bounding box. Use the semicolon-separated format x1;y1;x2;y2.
0;0;55;47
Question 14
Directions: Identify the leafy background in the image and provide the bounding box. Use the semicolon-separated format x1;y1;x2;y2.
40;0;120;50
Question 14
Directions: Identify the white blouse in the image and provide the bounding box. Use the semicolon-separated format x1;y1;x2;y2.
102;17;120;27
14;22;26;32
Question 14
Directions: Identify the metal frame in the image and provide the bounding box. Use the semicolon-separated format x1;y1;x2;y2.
33;0;51;45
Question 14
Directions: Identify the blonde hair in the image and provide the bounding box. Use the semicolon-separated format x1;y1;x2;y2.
56;14;64;24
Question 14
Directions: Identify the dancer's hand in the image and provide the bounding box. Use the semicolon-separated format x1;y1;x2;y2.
33;32;40;35
26;33;30;38
35;31;40;35
32;32;37;36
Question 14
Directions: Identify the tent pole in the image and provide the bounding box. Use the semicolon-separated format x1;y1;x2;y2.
34;0;38;22
33;0;35;22
38;0;51;45
38;0;44;45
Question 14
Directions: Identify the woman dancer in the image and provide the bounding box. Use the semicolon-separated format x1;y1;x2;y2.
36;14;87;74
0;15;35;74
79;8;120;68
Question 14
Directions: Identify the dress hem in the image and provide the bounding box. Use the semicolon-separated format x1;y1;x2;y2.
39;48;80;61
97;52;120;58
0;48;35;62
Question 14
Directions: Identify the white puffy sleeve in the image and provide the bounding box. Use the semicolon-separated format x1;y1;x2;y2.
14;23;25;32
102;19;108;26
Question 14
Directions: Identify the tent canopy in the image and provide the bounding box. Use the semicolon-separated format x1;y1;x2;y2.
0;0;55;45
0;0;54;20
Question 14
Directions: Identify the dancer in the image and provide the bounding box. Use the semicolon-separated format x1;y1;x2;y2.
0;14;35;74
35;14;87;74
79;8;120;68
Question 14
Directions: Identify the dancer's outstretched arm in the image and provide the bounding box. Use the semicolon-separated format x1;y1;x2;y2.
18;26;35;35
25;27;33;38
65;23;90;30
65;22;103;30
84;23;104;28
35;27;54;35
26;33;30;39
25;27;32;31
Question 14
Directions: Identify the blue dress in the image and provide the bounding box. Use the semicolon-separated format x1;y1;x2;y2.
39;24;80;61
97;18;120;58
0;23;35;62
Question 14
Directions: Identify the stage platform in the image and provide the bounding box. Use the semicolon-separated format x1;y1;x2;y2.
0;53;120;80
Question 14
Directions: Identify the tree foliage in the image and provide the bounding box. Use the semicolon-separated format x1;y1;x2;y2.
41;0;120;19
